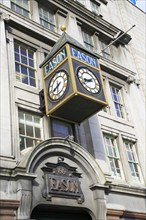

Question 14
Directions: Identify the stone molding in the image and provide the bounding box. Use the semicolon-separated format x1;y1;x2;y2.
0;199;20;220
107;208;146;220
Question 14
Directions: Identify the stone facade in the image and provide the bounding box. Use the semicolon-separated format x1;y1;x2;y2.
0;0;145;219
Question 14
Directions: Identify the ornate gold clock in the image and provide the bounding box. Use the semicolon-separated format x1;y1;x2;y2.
48;70;68;101
77;67;100;94
40;33;108;123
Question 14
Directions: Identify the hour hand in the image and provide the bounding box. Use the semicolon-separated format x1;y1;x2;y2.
54;81;61;92
84;78;93;83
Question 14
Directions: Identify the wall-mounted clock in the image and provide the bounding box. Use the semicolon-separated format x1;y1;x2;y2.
77;67;100;94
41;40;107;123
48;70;68;101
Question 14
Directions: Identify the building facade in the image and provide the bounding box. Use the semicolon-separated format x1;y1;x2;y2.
0;0;145;219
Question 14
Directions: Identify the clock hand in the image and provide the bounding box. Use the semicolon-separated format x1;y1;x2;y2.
83;78;93;83
54;80;61;92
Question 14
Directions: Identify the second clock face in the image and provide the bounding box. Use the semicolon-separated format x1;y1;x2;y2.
48;70;68;101
77;67;100;93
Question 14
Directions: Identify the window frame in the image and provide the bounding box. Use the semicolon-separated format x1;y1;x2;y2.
103;134;123;178
11;0;30;17
14;40;37;87
50;118;75;140
100;40;111;59
90;0;100;15
82;30;94;51
39;5;56;32
124;140;141;182
109;83;125;119
18;111;42;151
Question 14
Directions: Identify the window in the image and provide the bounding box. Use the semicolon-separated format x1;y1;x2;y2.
104;135;122;178
76;0;86;6
11;0;29;17
90;0;100;14
124;140;140;181
110;84;125;118
82;31;93;51
39;6;56;31
100;41;111;59
51;118;74;139
19;112;42;151
14;42;36;87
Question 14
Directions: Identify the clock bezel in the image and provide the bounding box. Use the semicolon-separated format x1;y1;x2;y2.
48;69;69;102
76;66;101;94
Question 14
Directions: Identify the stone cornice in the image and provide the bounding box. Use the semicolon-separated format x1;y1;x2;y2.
52;0;131;44
0;5;59;46
105;182;146;197
107;208;146;219
99;56;136;80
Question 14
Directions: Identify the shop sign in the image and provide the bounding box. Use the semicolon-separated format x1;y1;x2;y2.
70;46;98;68
44;47;67;76
41;159;84;204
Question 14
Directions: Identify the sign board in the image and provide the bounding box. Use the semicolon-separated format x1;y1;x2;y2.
41;160;84;204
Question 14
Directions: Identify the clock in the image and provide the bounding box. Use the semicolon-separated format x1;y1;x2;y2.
48;70;68;101
77;67;100;94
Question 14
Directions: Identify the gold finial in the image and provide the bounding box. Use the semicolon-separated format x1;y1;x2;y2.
60;25;66;32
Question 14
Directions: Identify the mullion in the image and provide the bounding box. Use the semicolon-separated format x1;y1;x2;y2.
24;113;27;149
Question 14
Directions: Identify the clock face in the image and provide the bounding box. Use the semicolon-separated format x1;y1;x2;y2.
77;67;100;93
48;70;68;101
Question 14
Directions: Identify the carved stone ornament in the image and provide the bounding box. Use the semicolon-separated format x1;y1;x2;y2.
41;157;84;204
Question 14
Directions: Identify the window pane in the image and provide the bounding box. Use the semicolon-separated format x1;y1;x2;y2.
26;124;33;137
108;146;113;156
110;85;124;118
127;151;133;161
124;141;140;181
22;75;28;84
16;72;21;81
23;10;29;17
104;135;121;178
29;59;34;67
11;0;29;17
34;117;40;127
39;6;55;31
16;6;22;14
26;138;33;148
19;112;41;150
35;127;41;138
21;66;27;75
29;69;35;78
14;42;36;87
21;47;27;56
52;119;73;138
21;55;27;65
28;51;33;59
53;123;69;137
15;63;20;72
19;123;25;135
23;0;29;10
19;112;24;122
20;136;25;151
15;53;20;62
30;78;36;87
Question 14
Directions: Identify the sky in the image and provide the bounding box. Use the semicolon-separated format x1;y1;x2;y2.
130;0;146;12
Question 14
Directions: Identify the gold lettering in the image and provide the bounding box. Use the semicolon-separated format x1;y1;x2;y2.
49;178;57;190
61;179;67;191
49;177;80;194
56;179;62;191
